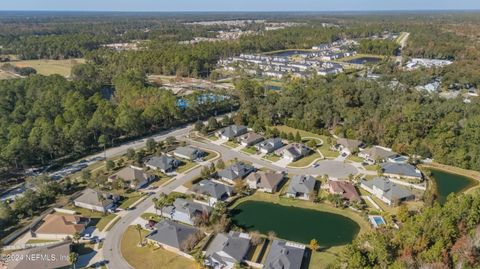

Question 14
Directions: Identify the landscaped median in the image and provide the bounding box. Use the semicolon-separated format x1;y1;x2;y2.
121;226;196;269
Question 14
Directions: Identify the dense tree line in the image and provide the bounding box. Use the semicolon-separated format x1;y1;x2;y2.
358;39;399;56
234;74;480;170
0;74;235;170
338;192;480;268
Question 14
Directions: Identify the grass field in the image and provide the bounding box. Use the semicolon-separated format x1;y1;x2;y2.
121;226;196;269
288;152;321;167
10;58;85;77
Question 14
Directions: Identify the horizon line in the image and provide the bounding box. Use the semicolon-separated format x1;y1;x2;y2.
0;9;480;13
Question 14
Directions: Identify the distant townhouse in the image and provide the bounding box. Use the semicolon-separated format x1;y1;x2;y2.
263;239;306;269
217;162;255;184
360;177;414;206
173;146;206;161
276;143;310;162
237;132;264;147
6;241;72;269
327;180;361;203
216;125;248;140
108;166;156;189
204;231;251;269
145;155;181;173
146;219;202;253
33;213;88;240
358;146;397;164
255;138;284;154
161;198;212;225
286;175;317;200
73;188;120;213
335;138;363;154
246;171;284;193
191;179;234;205
380;162;423;180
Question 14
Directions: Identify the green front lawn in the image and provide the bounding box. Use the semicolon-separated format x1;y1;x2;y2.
121;226;196;269
141;212;162;222
203;149;219;161
222;140;241;148
207;135;219;141
241;146;257;155
319;146;339;159
347;155;365;163
288;153;321;167
118;192;146;210
176;161;199;173
263;154;281;162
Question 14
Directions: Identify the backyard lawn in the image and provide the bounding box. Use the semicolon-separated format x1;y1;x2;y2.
288;152;321;167
121;226;196;269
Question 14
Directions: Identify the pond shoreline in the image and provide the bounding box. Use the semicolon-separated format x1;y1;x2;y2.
421;163;480;192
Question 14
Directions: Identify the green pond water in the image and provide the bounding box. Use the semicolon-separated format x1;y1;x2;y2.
430;169;477;204
231;200;360;246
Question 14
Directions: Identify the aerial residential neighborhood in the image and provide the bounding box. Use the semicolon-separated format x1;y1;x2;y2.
1;2;480;269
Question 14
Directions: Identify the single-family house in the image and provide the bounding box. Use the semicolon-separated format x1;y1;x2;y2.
380;162;423;180
246;171;284;193
327;180;361;203
358;146;397;164
6;241;72;269
237;132;264;147
146;219;202;253
263;239;305;269
360;177;415;206
73;188;120;213
286;175;317;200
191;179;234;205
335;138;363;154
173;146;206;161
276;143;311;162
108;166;156;189
217;162;255;184
161;198;212;225
255;138;284;154
204;231;251;269
216;125;248;140
33;213;88;240
145;155;181;173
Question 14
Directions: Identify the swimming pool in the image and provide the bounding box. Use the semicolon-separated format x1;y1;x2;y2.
368;215;386;228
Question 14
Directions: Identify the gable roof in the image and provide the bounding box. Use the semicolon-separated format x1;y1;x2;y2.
361;177;414;201
146;219;199;250
109;166;151;183
238;132;264;145
164;198;212;217
218;125;247;138
35;213;85;235
205;231;251;265
280;143;310;158
287;175;316;195
145;155;180;171
217;162;255;180
336;138;363;152
74;188;115;208
328;180;360;202
6;241;71;269
264;239;305;269
173;146;204;159
191;179;234;199
256;138;283;151
246;171;283;190
362;146;396;160
380;162;422;178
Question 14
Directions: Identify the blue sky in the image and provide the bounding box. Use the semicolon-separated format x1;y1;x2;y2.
0;0;479;12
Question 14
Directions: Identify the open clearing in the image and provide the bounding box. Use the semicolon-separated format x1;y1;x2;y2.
9;58;85;77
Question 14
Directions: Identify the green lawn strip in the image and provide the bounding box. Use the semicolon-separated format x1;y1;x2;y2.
104;215;122;232
141;212;162;222
203;149;219;161
263;154;281;162
207;135;219;141
241;146;257;155
118;192;146;210
222;140;240;148
177;161;199;173
347;155;364;163
364;165;378;171
121;226;196;269
97;214;118;231
26;239;59;244
288;153;321;167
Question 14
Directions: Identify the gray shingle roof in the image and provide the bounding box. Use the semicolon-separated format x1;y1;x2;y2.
74;188;115;207
336;138;363;152
173;146;205;160
264;239;305;269
191;179;233;199
381;163;422;178
217;162;255;180
256;138;283;152
146;219;199;250
205;231;251;265
145;155;180;171
361;177;414;201
218;125;247;138
362;146;396;160
246;172;283;190
163;198;212;217
287;175;316;195
6;241;71;269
